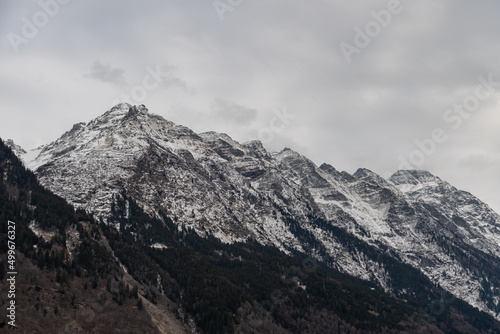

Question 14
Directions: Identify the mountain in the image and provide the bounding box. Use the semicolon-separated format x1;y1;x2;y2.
276;153;500;315
3;137;500;334
0;138;191;333
13;103;500;329
4;139;26;157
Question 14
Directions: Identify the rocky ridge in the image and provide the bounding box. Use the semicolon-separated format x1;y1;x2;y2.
13;104;500;320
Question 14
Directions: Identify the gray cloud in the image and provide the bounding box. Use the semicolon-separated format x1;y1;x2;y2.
0;0;499;212
459;155;496;169
162;75;192;93
88;61;127;86
211;98;257;124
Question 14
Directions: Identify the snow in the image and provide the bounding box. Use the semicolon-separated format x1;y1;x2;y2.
151;243;168;249
24;103;500;321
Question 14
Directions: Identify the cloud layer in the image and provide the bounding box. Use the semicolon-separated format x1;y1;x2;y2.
1;0;499;212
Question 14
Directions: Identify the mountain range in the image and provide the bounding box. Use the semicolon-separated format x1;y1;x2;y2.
3;103;500;333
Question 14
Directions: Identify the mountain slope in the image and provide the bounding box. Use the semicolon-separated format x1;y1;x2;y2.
20;103;500;323
277;150;500;318
7;137;500;333
0;137;192;333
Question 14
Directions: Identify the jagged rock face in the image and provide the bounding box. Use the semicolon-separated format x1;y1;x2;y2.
275;153;500;319
5;139;27;157
391;170;500;253
23;104;500;320
26;104;321;251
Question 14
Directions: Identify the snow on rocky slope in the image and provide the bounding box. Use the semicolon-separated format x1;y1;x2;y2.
16;104;500;320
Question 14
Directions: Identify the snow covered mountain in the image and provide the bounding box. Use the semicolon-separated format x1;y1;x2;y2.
5;138;27;157
17;103;500;320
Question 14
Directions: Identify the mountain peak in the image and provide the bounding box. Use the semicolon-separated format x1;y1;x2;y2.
126;104;148;117
353;168;392;188
274;147;302;160
110;102;133;112
91;103;133;127
353;167;377;178
61;122;86;139
199;131;234;143
389;169;441;186
319;163;343;179
241;140;267;157
83;104;153;135
4;139;27;157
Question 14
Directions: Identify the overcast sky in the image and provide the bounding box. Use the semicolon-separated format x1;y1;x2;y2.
1;0;499;213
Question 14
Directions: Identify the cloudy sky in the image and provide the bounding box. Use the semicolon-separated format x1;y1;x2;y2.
1;0;499;213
